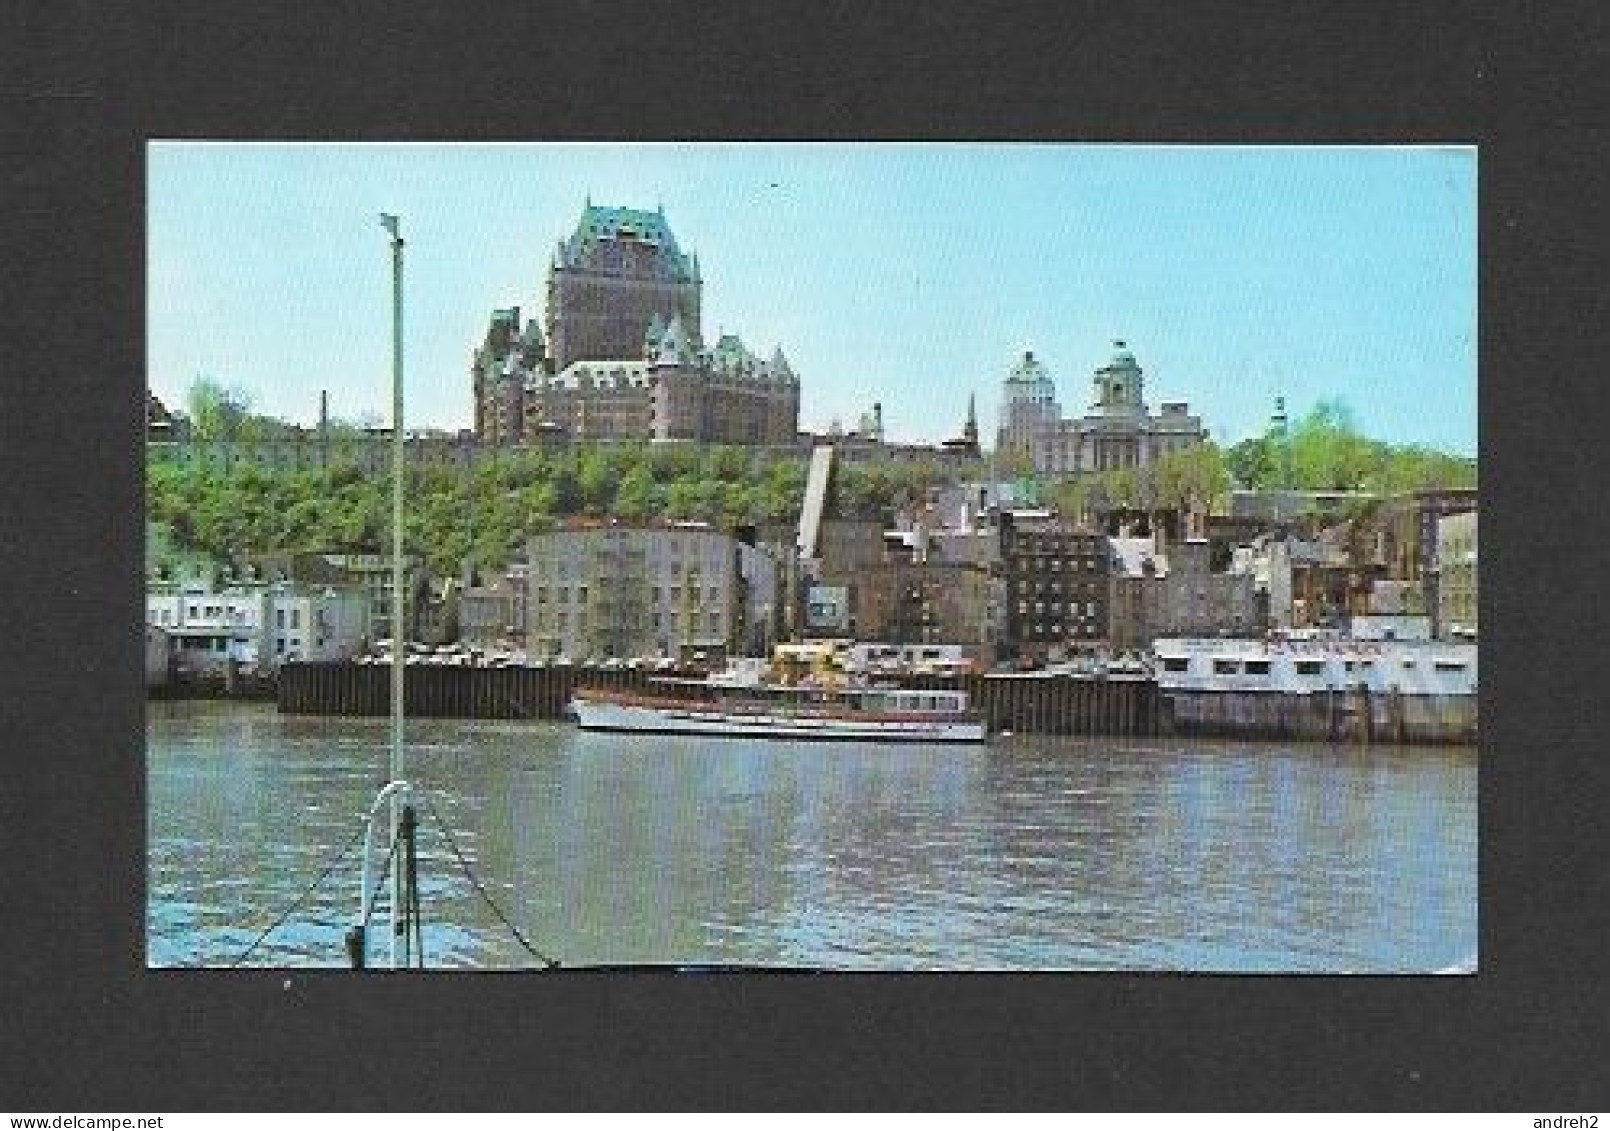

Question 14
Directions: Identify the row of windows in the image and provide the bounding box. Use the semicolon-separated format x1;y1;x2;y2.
1004;551;1107;570
1018;600;1101;617
1015;579;1103;596
534;585;725;605
1024;622;1101;638
533;610;724;632
1174;656;1473;677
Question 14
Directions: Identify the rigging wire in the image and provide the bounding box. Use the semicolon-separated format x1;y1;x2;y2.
416;786;561;969
227;817;370;969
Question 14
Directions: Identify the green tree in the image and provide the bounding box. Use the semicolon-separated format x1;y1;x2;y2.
186;377;255;440
1226;435;1275;489
615;464;658;521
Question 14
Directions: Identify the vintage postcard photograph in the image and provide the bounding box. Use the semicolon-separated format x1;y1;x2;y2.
145;141;1476;971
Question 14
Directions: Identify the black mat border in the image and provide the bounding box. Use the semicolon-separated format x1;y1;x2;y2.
4;0;1608;1111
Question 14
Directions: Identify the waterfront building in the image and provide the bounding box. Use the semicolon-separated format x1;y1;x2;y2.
146;624;171;689
458;563;528;652
1353;488;1478;638
850;559;998;653
285;552;426;645
524;521;781;663
1108;530;1262;650
145;576;370;675
998;511;1112;661
1436;509;1478;640
995;341;1207;479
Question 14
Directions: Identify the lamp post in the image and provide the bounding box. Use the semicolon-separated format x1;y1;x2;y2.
381;212;405;969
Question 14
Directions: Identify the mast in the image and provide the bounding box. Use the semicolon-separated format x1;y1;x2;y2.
382;212;406;969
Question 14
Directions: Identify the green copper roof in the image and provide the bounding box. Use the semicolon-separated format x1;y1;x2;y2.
1103;339;1139;368
1006;350;1052;385
560;202;696;281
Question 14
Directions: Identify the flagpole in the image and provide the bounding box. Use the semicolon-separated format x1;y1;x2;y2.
382;212;405;970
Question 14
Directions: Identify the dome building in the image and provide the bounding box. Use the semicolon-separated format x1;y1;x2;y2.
997;340;1206;478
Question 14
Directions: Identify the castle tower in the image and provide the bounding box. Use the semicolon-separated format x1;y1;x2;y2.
546;203;702;370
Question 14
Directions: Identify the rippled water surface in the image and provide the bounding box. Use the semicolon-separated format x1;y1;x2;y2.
148;701;1476;971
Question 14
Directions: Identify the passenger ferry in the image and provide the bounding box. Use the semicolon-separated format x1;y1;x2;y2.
1152;628;1477;743
569;642;987;744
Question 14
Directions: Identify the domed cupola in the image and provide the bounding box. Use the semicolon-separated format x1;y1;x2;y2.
1092;338;1146;417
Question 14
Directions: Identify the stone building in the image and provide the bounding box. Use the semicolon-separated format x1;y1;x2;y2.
1353;488;1478;638
524;521;781;663
996;350;1060;466
1436;509;1478;640
1109;532;1261;649
998;511;1112;661
146;574;370;675
995;340;1206;479
472;203;799;447
458;563;528;652
852;560;997;651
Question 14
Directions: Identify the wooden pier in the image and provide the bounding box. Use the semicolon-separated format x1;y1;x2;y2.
277;662;1164;738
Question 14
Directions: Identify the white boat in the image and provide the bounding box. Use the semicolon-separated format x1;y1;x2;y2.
1152;631;1477;742
570;674;987;744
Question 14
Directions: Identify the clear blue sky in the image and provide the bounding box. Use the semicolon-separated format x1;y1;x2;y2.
148;142;1476;454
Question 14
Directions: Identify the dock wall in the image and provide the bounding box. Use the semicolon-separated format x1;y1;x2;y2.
1161;688;1476;745
275;664;1475;743
276;663;1162;737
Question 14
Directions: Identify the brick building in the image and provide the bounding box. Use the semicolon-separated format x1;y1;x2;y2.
999;511;1111;661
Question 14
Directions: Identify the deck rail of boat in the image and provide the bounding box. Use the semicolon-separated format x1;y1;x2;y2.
573;686;979;722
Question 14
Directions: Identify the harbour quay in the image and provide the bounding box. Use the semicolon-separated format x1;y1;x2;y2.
277;659;1475;744
277;659;1163;738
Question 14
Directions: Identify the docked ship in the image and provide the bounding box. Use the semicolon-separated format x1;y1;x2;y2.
1152;628;1477;743
569;643;987;744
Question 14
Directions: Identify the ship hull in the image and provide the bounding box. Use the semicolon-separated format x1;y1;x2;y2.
571;694;986;744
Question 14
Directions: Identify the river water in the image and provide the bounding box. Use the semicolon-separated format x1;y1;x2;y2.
147;701;1477;972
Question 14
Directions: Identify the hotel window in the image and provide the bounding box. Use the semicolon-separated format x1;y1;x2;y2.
1244;660;1272;676
1212;659;1239;675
